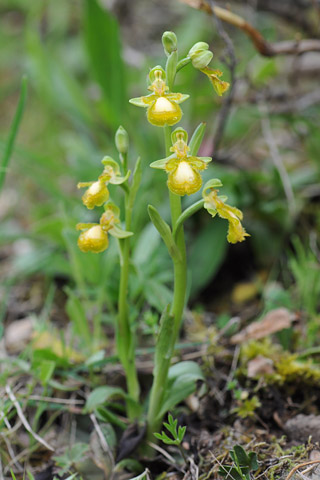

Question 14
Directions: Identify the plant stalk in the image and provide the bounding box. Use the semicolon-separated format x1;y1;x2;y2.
146;125;187;441
117;154;140;419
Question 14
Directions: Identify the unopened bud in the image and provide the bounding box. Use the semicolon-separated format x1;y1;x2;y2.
162;31;178;56
115;125;129;155
188;42;213;69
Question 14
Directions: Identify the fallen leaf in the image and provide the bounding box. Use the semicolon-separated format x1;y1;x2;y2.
5;316;35;353
231;308;295;344
247;355;274;377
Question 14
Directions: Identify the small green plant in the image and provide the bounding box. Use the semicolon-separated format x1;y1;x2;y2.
154;413;186;446
75;31;249;444
218;445;259;480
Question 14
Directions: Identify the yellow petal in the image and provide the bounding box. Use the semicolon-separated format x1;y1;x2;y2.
78;225;109;253
200;67;230;96
147;96;182;126
168;161;202;196
82;181;109;209
205;190;249;243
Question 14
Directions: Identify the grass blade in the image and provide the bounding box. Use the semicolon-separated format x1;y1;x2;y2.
0;75;28;192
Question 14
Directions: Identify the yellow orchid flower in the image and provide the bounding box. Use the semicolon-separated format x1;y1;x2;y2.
203;180;249;244
200;67;230;96
129;67;189;127
151;128;211;196
77;224;109;253
77;157;129;210
77;180;109;210
76;203;133;254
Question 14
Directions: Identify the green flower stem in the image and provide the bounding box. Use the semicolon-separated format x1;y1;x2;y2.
173;199;205;240
146;125;187;442
117;155;140;420
176;57;192;73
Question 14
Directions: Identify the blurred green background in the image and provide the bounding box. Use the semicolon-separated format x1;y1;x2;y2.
1;0;319;341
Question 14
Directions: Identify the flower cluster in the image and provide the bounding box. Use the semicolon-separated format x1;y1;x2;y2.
150;128;211;196
202;179;249;244
76;156;132;253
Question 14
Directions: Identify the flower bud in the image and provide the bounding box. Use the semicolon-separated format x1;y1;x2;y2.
162;31;178;56
188;42;213;69
115;125;129;155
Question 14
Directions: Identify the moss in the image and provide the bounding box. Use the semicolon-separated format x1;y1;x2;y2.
240;339;320;386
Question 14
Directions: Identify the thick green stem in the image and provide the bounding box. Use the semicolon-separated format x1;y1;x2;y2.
146;125;187;441
117;155;140;420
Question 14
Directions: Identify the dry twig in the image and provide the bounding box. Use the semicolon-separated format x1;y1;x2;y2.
5;384;54;452
179;0;320;57
208;0;237;152
285;460;320;480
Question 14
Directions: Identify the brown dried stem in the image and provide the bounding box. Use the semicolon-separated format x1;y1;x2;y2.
179;0;320;57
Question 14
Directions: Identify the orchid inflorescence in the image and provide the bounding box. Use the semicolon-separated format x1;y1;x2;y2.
75;31;249;443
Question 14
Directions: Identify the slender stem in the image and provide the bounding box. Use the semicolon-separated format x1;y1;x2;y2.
117;155;140;420
146;125;187;441
176;57;192;73
173;199;205;240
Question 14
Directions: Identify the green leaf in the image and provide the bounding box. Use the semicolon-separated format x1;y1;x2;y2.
109;224;133;239
36;360;56;385
114;458;144;474
128;157;142;209
189;219;228;298
154;306;174;378
158;361;204;418
128;97;148;107
145;280;172;312
65;288;91;346
248;452;259;471
189;122;206;156
178;425;186;441
133;222;161;266
84;0;126;125
126;469;150;480
165;50;178;90
85;350;105;367
233;445;250;466
202;178;223;196
0;75;28;193
148;205;181;261
96;406;127;430
218;466;244;480
53;443;89;474
150;157;170;170
85;386;126;412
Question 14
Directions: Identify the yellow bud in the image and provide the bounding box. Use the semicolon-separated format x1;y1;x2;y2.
147;97;182;126
168;161;202;196
82;181;109;209
78;225;109;253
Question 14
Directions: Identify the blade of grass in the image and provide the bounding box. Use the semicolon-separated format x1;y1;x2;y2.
0;75;28;192
84;0;126;126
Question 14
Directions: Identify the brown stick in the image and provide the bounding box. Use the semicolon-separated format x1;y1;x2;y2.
285;460;320;480
179;0;320;56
